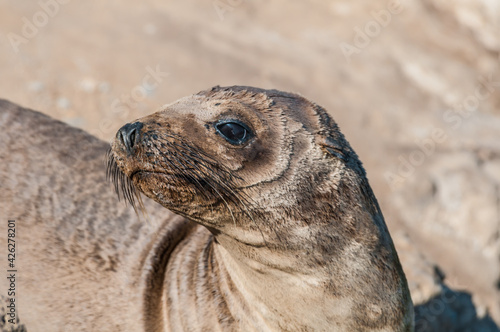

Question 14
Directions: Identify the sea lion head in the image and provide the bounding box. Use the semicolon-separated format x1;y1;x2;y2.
108;86;384;249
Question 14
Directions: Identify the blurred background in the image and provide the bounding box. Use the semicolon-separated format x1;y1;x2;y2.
1;0;499;330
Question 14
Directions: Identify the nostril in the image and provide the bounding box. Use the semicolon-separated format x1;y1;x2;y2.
117;122;143;153
129;129;136;149
117;130;125;145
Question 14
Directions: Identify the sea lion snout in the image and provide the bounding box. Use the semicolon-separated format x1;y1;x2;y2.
117;121;143;154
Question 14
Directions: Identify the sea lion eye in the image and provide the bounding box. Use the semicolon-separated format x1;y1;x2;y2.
215;121;251;145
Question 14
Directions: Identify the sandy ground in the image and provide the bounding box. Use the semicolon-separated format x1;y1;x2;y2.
1;0;499;329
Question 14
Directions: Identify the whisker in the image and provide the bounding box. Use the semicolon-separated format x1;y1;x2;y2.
171;144;271;245
106;147;147;219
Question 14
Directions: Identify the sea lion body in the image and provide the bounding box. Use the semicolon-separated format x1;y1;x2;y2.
0;86;414;331
0;100;183;331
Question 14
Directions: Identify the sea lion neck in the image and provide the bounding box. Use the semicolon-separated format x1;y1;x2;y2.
206;173;391;275
176;207;408;332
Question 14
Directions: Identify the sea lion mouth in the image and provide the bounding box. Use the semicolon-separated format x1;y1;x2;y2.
106;150;204;211
130;170;205;185
131;170;213;196
130;170;183;185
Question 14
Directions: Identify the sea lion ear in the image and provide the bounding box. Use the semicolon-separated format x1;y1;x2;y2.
318;136;348;161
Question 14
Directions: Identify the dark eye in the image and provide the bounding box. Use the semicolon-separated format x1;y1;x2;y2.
215;121;252;145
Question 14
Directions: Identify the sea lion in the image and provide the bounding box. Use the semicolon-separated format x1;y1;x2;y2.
111;85;415;331
0;86;414;331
